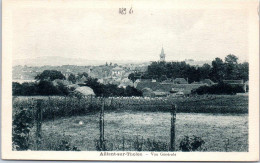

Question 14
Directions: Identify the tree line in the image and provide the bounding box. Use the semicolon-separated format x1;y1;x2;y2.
80;77;142;97
13;70;142;97
128;54;248;83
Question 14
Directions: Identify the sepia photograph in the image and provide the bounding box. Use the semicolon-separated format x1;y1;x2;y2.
2;0;259;161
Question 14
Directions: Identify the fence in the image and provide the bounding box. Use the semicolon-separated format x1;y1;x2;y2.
30;98;177;151
12;95;248;151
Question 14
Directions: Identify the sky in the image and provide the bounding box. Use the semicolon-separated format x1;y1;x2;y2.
12;0;250;65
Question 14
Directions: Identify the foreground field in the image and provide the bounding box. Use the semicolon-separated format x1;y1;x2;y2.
13;95;248;116
29;111;248;151
13;95;248;151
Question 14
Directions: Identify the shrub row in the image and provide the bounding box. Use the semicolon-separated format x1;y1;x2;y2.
193;82;245;95
13;81;69;96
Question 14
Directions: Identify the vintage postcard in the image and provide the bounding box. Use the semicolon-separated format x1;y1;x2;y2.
2;0;259;161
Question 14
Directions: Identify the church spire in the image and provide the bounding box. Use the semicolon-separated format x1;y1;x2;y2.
161;47;164;54
160;46;165;62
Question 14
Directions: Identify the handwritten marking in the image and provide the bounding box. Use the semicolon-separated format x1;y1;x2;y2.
119;7;133;15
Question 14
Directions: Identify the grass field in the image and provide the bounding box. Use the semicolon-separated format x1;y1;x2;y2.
28;111;248;151
13;95;248;151
13;95;248;117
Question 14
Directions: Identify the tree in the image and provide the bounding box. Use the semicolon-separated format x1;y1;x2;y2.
159;75;168;82
68;74;76;84
210;58;225;82
125;86;142;96
224;54;239;80
114;63;118;67
225;54;238;65
20;82;38;95
77;72;89;81
84;77;104;96
198;64;211;80
57;82;70;96
35;70;65;81
237;62;249;81
13;82;38;96
128;73;136;83
37;80;60;95
12;82;22;95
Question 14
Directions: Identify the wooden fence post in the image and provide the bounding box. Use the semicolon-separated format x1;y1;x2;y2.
110;97;113;107
36;99;43;150
170;104;177;151
90;94;93;106
99;97;105;150
122;136;125;151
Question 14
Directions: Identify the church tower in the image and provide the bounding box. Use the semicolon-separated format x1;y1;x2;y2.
160;47;166;62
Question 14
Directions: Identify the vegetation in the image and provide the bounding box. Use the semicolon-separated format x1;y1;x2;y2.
12;107;34;150
76;72;89;80
28;132;80;151
13;95;248;121
68;74;76;84
12;81;69;96
128;54;248;83
80;77;142;97
12;95;248;151
35;70;65;81
23;111;247;151
179;136;205;151
193;82;245;95
12;80;142;97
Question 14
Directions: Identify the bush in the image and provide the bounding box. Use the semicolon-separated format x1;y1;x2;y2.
29;132;80;151
12;81;71;96
12;107;34;150
83;77;142;97
125;86;143;97
37;80;60;95
12;82;38;96
179;135;205;151
193;82;244;95
35;70;65;81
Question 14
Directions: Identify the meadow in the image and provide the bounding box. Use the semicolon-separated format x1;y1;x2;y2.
28;111;248;151
12;95;248;151
13;95;248;116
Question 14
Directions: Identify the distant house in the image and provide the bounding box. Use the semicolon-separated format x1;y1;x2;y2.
140;79;152;82
174;78;188;84
74;86;95;96
142;88;155;97
191;81;201;84
136;81;160;91
161;79;173;84
134;79;141;88
153;89;169;97
223;80;244;84
123;72;131;78
52;79;70;86
78;76;88;84
97;78;104;84
67;84;80;90
201;79;215;86
136;81;206;97
158;83;205;96
118;78;133;88
112;66;125;77
108;78;121;85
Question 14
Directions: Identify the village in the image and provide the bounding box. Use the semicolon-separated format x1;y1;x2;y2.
12;47;248;97
11;48;250;152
